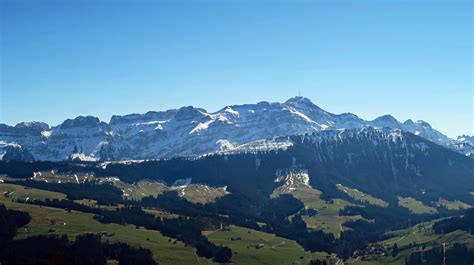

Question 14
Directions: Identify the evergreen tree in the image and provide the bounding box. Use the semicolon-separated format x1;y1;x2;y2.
392;243;399;257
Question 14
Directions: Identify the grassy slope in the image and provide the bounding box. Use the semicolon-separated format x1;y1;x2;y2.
436;198;471;210
114;180;168;200
115;180;227;204
336;184;389;208
176;185;229;204
397;197;437;214
351;219;474;265
273;184;361;237
1;183;67;201
6;182;471;265
1;183;332;265
205;225;329;265
25;172;227;205
382;221;474;249
0;183;211;265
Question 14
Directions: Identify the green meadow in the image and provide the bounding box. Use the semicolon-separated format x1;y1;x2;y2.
205;225;330;265
397;197;437;214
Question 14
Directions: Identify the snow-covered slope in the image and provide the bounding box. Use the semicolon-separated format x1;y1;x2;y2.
0;97;468;161
451;135;474;157
0;141;34;161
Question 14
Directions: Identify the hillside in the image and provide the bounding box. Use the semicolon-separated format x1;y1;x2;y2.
1;126;473;264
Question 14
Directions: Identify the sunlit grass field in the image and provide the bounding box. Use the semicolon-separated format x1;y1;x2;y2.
397;197;437;214
336;184;388;208
206;225;330;265
272;184;362;237
0;182;333;265
350;219;474;265
0;183;211;265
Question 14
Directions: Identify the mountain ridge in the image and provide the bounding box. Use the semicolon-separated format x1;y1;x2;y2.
0;97;471;161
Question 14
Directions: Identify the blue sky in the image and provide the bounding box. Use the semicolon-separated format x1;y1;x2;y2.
1;0;472;138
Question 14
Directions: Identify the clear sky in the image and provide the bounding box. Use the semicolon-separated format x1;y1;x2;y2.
1;0;472;138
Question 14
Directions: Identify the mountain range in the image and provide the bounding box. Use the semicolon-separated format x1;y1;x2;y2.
1;98;473;265
0;97;472;161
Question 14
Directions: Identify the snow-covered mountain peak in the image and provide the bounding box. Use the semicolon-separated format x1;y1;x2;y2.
414;120;432;128
453;135;474;157
0;96;469;161
457;135;474;143
402;119;432;129
403;119;415;126
59;116;104;129
0;141;34;161
109;110;177;127
15;121;50;131
372;115;399;128
222;106;240;117
284;96;314;106
174;106;207;121
284;96;325;114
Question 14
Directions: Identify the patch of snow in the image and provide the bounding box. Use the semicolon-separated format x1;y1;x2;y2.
0;141;21;148
216;139;235;151
190;119;215;134
224;107;240;117
286;107;315;123
223;137;294;154
275;168;310;192
172;177;192;187
69;153;97;161
41;130;52;138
